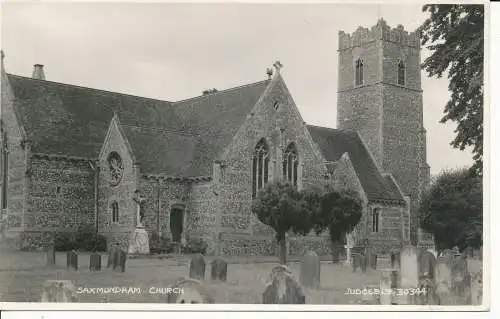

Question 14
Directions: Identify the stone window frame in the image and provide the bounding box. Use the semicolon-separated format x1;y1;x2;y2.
252;138;270;199
354;58;364;87
371;207;381;233
110;201;119;223
282;142;299;187
397;59;406;87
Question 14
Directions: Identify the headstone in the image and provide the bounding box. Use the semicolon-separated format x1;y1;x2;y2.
399;245;419;304
360;254;367;273
379;271;392;305
435;256;453;305
210;257;227;281
166;277;215;303
113;249;127;272
263;265;305;304
41;280;77;302
89;253;102;271
107;245;120;268
46;245;56;266
419;250;436;280
189;253;206;280
390;249;401;270
66;251;78;271
299;250;320;289
352;253;360;272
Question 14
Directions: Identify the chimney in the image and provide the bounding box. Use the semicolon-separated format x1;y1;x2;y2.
32;64;45;80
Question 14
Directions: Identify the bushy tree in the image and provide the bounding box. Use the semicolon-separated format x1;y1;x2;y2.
419;4;484;175
303;185;363;261
419;167;482;252
252;182;313;264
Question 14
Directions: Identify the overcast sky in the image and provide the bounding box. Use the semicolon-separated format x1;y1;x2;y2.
0;2;477;175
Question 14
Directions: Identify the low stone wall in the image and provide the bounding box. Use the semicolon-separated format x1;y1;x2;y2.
19;231;53;251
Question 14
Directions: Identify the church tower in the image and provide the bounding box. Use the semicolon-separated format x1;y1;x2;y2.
337;19;430;245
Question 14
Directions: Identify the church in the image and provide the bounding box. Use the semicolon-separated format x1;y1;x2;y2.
0;19;431;256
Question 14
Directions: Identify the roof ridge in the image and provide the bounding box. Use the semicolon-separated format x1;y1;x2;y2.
120;123;200;137
172;79;271;105
6;73;174;104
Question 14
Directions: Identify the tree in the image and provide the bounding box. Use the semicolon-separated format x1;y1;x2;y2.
419;167;482;252
419;5;484;176
251;182;313;264
303;185;363;262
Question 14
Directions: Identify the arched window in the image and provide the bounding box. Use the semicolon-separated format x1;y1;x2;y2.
111;201;119;223
252;139;269;199
372;208;380;233
282;143;298;187
355;58;364;86
0;130;8;210
397;60;406;86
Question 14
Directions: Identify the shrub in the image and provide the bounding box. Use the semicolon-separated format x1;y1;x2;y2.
184;237;208;255
53;224;107;252
149;231;175;254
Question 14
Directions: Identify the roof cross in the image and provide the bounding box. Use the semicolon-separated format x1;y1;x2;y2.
273;61;283;73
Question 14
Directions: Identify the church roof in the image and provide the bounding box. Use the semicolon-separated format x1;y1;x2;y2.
307;125;404;202
7;74;270;176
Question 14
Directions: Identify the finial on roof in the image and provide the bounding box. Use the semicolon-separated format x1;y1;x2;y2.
273;61;283;74
266;68;273;79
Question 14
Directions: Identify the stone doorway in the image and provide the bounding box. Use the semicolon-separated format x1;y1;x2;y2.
170;204;185;244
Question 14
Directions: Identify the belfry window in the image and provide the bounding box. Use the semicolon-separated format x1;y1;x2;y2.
282;143;298;187
252;139;269;199
397;60;406;86
372;208;380;233
355;58;364;86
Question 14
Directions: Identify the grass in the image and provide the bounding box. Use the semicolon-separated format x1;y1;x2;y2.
0;251;382;304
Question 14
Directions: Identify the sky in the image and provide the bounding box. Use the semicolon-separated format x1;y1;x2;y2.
0;2;477;175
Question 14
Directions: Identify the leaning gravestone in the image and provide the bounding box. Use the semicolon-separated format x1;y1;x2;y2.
89;252;102;271
263;265;305;304
210;257;228;281
46;245;56;266
300;250;320;289
66;251;78;271
41;280;77;302
189;254;206;280
166;277;215;303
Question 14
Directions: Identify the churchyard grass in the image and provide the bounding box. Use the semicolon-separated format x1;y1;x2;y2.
0;251;379;304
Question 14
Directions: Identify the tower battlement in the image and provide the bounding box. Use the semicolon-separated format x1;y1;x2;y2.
338;19;420;50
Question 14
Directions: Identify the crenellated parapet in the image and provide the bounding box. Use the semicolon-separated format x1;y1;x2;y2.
338;18;420;50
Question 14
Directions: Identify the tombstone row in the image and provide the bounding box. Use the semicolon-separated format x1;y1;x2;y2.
46;245;127;272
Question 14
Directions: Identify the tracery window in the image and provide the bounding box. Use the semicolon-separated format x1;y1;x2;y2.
282;143;298;187
252;139;269;199
397;60;406;86
111;201;119;223
372;208;380;233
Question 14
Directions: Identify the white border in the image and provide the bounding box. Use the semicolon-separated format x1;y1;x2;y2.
0;0;494;315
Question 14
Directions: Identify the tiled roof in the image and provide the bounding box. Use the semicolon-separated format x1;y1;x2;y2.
307;125;404;202
7;74;270;176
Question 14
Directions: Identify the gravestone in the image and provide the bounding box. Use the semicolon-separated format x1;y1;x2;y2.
379;271;392;305
66;251;78;271
166;277;215;303
210;257;227;281
399;245;419;304
435;256;453;305
263;265;305;304
89;253;102;271
41;280;77;302
189;254;206;280
46;245;56;266
299;250;320;289
352;253;360;272
419;250;436;280
107;245;120;268
113;249;127;272
360;253;367;272
390;249;401;270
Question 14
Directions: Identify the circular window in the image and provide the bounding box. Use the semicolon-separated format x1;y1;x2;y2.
108;152;124;186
